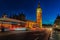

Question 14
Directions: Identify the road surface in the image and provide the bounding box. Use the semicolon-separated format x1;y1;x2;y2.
0;30;50;40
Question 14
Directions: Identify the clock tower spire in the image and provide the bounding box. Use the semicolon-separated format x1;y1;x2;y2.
36;1;42;28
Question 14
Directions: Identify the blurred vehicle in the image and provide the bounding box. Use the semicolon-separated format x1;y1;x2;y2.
4;28;10;31
14;27;27;31
0;27;10;32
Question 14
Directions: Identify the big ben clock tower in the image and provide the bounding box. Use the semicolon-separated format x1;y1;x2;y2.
36;2;42;28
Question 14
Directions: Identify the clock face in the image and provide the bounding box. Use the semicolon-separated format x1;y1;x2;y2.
37;10;40;12
37;8;42;13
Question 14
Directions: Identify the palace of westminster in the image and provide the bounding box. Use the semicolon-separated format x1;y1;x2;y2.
0;2;60;30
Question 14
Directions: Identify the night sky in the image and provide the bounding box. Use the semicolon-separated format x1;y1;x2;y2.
0;0;60;24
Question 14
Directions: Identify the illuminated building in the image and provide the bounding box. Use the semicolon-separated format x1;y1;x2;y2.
0;2;42;30
26;2;42;29
36;2;42;28
26;20;37;29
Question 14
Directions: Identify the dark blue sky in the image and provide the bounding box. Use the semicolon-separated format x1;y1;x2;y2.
0;0;60;24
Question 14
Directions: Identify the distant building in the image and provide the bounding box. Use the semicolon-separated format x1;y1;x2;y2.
18;12;26;21
42;24;52;28
12;14;18;20
54;15;60;29
2;13;7;18
11;12;26;21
